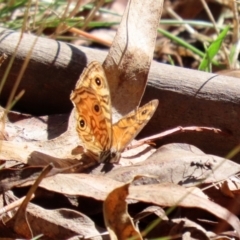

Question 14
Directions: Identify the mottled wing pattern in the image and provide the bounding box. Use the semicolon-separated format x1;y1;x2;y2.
70;61;112;161
110;99;159;163
74;61;112;126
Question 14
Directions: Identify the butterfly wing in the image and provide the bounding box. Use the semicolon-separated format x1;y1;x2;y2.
110;99;159;163
70;61;112;161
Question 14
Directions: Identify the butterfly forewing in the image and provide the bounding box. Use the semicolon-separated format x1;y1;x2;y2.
70;62;112;160
75;61;112;127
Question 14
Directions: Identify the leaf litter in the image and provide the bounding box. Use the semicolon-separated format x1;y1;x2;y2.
0;0;240;239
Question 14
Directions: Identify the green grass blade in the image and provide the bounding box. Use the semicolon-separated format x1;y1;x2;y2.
158;28;205;58
198;25;230;72
158;28;221;67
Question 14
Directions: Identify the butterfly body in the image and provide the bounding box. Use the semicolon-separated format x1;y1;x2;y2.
70;61;158;163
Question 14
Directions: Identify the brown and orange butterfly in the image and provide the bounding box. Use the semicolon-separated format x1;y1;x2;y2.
70;61;158;163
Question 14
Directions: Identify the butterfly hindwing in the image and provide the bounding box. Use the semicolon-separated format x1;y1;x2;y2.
111;100;159;157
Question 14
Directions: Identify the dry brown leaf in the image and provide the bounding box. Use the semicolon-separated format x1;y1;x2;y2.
5;111;69;142
105;143;240;186
1;185;103;239
18;173;240;238
129;182;240;237
134;205;168;221
0;195;34;218
220;181;235;198
1;195;97;238
11;203;103;239
227;176;240;194
169;218;211;240
0;166;48;194
143;217;213;239
21;173;122;201
103;179;142;240
103;0;163;120
6;164;52;238
117;141;157;166
0;114;77;164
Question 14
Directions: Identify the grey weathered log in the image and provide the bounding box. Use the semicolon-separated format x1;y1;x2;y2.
0;27;240;160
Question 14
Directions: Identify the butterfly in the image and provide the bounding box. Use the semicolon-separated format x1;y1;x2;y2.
70;61;158;163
